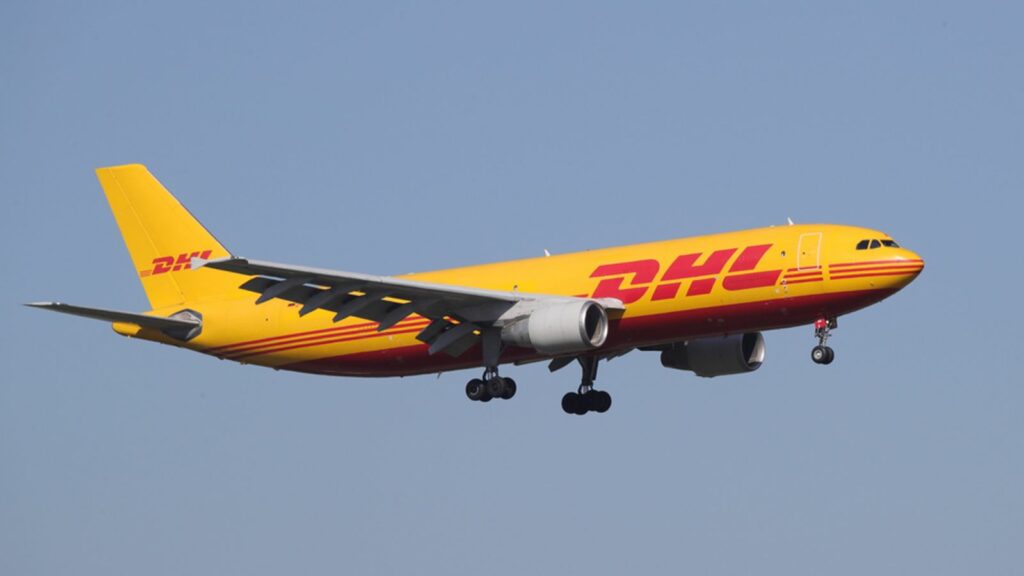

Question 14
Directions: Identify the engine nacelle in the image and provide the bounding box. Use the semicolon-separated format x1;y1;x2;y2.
660;332;766;377
501;300;609;355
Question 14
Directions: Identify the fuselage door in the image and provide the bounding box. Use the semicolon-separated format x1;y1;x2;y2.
797;232;822;270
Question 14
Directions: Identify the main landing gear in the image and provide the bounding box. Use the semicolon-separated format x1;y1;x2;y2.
811;317;837;365
465;368;517;402
561;356;612;415
465;329;516;403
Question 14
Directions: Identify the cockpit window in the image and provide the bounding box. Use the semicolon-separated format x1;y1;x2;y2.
881;239;900;247
856;240;870;250
869;239;881;249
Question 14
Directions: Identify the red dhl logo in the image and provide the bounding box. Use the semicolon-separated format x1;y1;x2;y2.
589;244;781;303
139;250;213;278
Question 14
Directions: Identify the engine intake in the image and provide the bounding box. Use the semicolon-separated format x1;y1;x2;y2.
660;332;765;377
501;300;609;355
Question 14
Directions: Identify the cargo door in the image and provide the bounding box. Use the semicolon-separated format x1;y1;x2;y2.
797;232;822;270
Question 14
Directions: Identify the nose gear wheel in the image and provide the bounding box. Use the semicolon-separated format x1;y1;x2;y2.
811;317;837;365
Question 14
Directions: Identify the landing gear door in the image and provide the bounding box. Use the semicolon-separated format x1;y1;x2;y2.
797;232;822;270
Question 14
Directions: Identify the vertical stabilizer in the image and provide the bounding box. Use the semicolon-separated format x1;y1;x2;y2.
96;164;238;309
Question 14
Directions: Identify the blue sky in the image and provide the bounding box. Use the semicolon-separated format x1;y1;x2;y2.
2;2;1021;574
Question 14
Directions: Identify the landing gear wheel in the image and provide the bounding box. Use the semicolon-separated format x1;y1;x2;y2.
465;378;487;401
562;392;587;415
500;378;517;400
822;347;835;365
811;346;829;364
486;377;506;398
590;390;612;413
468;334;518;405
561;357;612;415
811;318;838;365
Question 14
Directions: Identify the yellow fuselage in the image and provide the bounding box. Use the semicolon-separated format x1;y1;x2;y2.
127;223;922;377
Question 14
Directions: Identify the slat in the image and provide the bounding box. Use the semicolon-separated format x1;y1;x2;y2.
427;322;476;355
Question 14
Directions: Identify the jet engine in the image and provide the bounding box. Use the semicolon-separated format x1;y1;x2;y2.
660;332;765;377
501;300;609;355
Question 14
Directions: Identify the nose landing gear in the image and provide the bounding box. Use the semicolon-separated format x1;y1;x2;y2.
811;317;836;365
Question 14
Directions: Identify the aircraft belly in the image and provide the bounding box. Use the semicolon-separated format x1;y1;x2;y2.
277;287;896;377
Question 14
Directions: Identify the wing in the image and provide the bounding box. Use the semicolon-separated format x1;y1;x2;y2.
195;256;623;357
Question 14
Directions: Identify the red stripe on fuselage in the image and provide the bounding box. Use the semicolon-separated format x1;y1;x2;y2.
784;277;823;285
830;259;923;268
830;270;922;280
205;317;428;354
280;288;898;377
220;319;432;358
783;270;825;279
231;325;429;360
828;264;923;275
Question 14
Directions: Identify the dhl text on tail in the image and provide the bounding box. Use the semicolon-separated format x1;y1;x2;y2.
31;165;924;415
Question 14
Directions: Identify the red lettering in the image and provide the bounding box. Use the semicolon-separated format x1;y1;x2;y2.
722;244;780;290
151;256;174;275
729;244;772;272
686;277;717;296
651;249;735;301
144;249;213;277
172;253;192;272
590;260;660;304
722;270;781;290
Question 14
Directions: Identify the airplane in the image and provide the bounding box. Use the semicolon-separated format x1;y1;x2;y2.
29;164;924;415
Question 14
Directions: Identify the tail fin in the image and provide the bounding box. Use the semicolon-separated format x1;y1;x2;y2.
96;164;239;309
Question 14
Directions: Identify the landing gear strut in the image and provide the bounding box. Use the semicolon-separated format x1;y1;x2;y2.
811;317;836;365
465;329;516;403
561;356;612;415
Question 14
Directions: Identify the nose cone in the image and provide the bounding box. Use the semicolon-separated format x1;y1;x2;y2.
888;248;925;289
831;247;923;292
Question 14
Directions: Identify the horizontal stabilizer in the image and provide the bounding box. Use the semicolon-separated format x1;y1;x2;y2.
26;302;201;340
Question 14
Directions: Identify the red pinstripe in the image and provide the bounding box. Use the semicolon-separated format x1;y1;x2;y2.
219;319;431;358
231;325;428;360
784;270;825;279
829;264;923;275
205;317;427;353
785;277;823;285
830;270;921;280
831;259;923;268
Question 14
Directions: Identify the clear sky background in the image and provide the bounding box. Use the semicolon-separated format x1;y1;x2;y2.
2;2;1021;574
